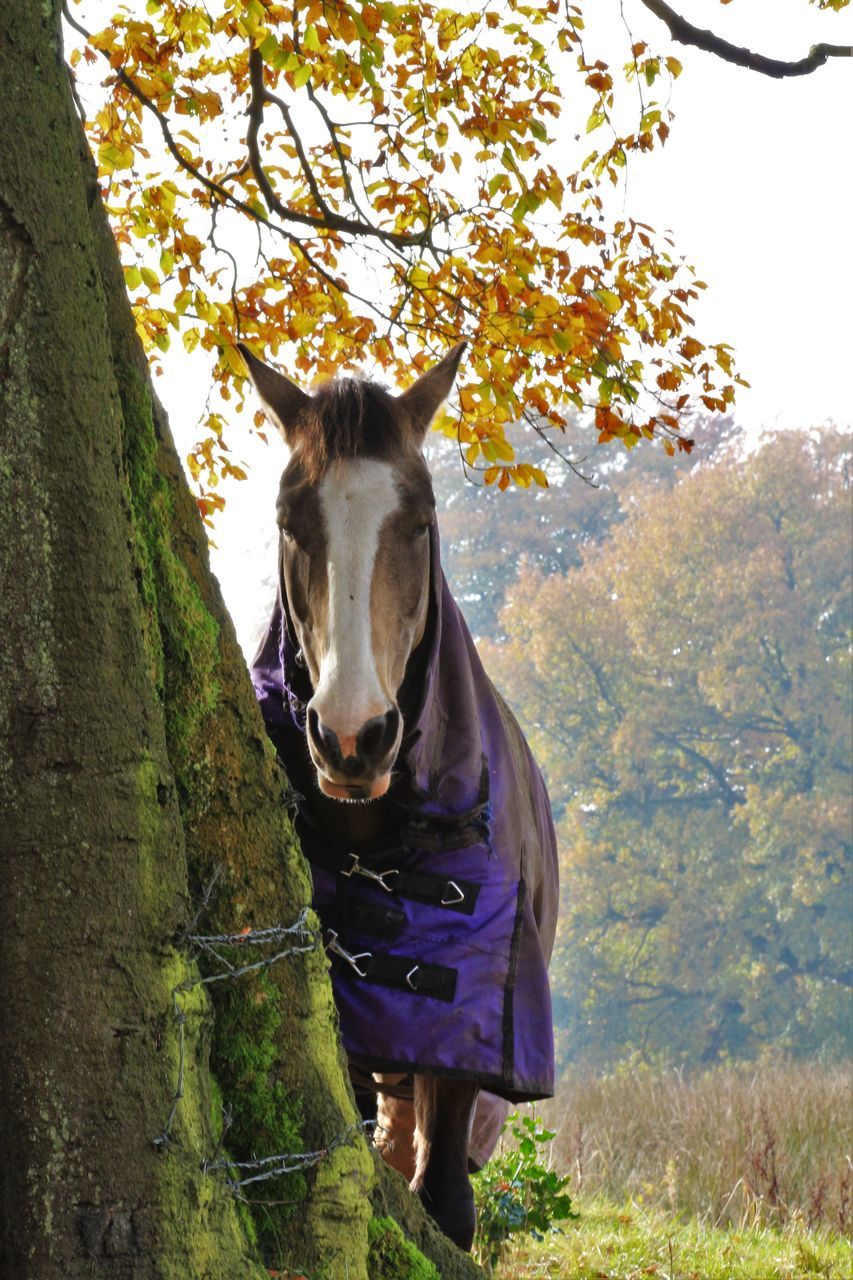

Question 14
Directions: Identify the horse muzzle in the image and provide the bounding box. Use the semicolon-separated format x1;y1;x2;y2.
318;774;391;801
306;705;401;802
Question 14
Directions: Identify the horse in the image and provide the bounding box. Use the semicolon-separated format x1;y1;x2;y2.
241;340;559;1252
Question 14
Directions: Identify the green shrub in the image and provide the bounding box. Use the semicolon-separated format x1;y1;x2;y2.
472;1112;577;1272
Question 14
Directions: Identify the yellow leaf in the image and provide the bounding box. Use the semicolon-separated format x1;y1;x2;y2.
595;289;621;315
98;139;134;173
680;336;704;360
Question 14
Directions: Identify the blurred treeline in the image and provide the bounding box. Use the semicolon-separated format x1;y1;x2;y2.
428;422;852;1072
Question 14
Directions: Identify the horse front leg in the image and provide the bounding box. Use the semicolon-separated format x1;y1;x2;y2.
412;1075;479;1251
374;1080;417;1184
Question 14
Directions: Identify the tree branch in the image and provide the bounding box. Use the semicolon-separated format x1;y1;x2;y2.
245;48;428;250
62;4;298;237
63;4;432;258
638;0;853;77
60;4;430;329
247;48;335;226
654;730;746;808
304;82;368;220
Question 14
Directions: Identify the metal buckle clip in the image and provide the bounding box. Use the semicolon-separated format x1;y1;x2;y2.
343;853;399;894
440;880;465;907
405;965;420;991
325;930;372;978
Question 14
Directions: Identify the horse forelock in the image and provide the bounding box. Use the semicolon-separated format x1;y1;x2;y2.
298;377;404;480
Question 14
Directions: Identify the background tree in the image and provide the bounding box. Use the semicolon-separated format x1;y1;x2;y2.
429;414;741;638
483;429;852;1069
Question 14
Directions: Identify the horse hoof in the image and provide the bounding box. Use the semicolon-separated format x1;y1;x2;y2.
418;1186;476;1253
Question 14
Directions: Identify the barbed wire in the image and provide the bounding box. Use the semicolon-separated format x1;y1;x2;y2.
154;903;319;1149
184;912;318;985
202;1120;376;1198
153;875;373;1206
180;861;224;941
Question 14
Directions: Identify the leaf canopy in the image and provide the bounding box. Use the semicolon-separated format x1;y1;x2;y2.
63;0;843;510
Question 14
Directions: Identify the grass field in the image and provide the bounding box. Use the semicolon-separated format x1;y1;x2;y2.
495;1197;853;1279
478;1064;852;1279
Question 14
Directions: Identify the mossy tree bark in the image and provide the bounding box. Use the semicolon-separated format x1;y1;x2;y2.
0;5;268;1274
0;5;481;1279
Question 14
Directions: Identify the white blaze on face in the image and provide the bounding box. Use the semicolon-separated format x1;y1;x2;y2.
314;458;399;744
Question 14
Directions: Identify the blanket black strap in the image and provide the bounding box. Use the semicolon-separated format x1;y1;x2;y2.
327;896;407;942
326;930;457;1003
305;842;481;916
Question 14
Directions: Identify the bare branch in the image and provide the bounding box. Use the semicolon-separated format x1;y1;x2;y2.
245;47;430;250
638;0;852;77
247;48;335;226
521;409;600;487
304;82;368;219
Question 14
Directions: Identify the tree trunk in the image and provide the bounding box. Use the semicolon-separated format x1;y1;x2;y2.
0;7;264;1274
0;5;480;1278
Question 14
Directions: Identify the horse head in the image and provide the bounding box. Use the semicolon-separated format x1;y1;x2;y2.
239;341;466;803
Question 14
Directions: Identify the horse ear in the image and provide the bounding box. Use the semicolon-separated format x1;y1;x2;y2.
237;343;311;442
399;341;467;437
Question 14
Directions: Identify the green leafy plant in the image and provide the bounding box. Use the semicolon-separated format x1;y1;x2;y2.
472;1111;577;1272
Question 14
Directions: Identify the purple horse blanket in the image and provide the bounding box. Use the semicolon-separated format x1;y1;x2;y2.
251;525;557;1120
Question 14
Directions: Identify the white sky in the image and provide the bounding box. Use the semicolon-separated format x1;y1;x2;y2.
152;0;853;655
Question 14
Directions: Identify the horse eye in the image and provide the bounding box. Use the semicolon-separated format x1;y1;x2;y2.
281;527;296;544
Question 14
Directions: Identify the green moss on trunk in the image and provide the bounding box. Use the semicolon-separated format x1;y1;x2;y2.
103;278;375;1273
368;1217;441;1280
119;366;221;794
211;975;308;1221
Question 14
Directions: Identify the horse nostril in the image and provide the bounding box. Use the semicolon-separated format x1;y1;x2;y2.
356;708;400;764
357;720;383;759
308;708;341;762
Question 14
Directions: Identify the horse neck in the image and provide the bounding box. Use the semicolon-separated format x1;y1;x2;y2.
304;784;400;849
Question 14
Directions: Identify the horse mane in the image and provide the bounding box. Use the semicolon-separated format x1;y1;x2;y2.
300;377;403;480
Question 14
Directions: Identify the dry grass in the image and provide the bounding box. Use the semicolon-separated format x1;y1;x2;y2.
539;1063;853;1234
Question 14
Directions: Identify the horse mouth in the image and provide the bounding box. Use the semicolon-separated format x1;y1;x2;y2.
317;772;391;803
